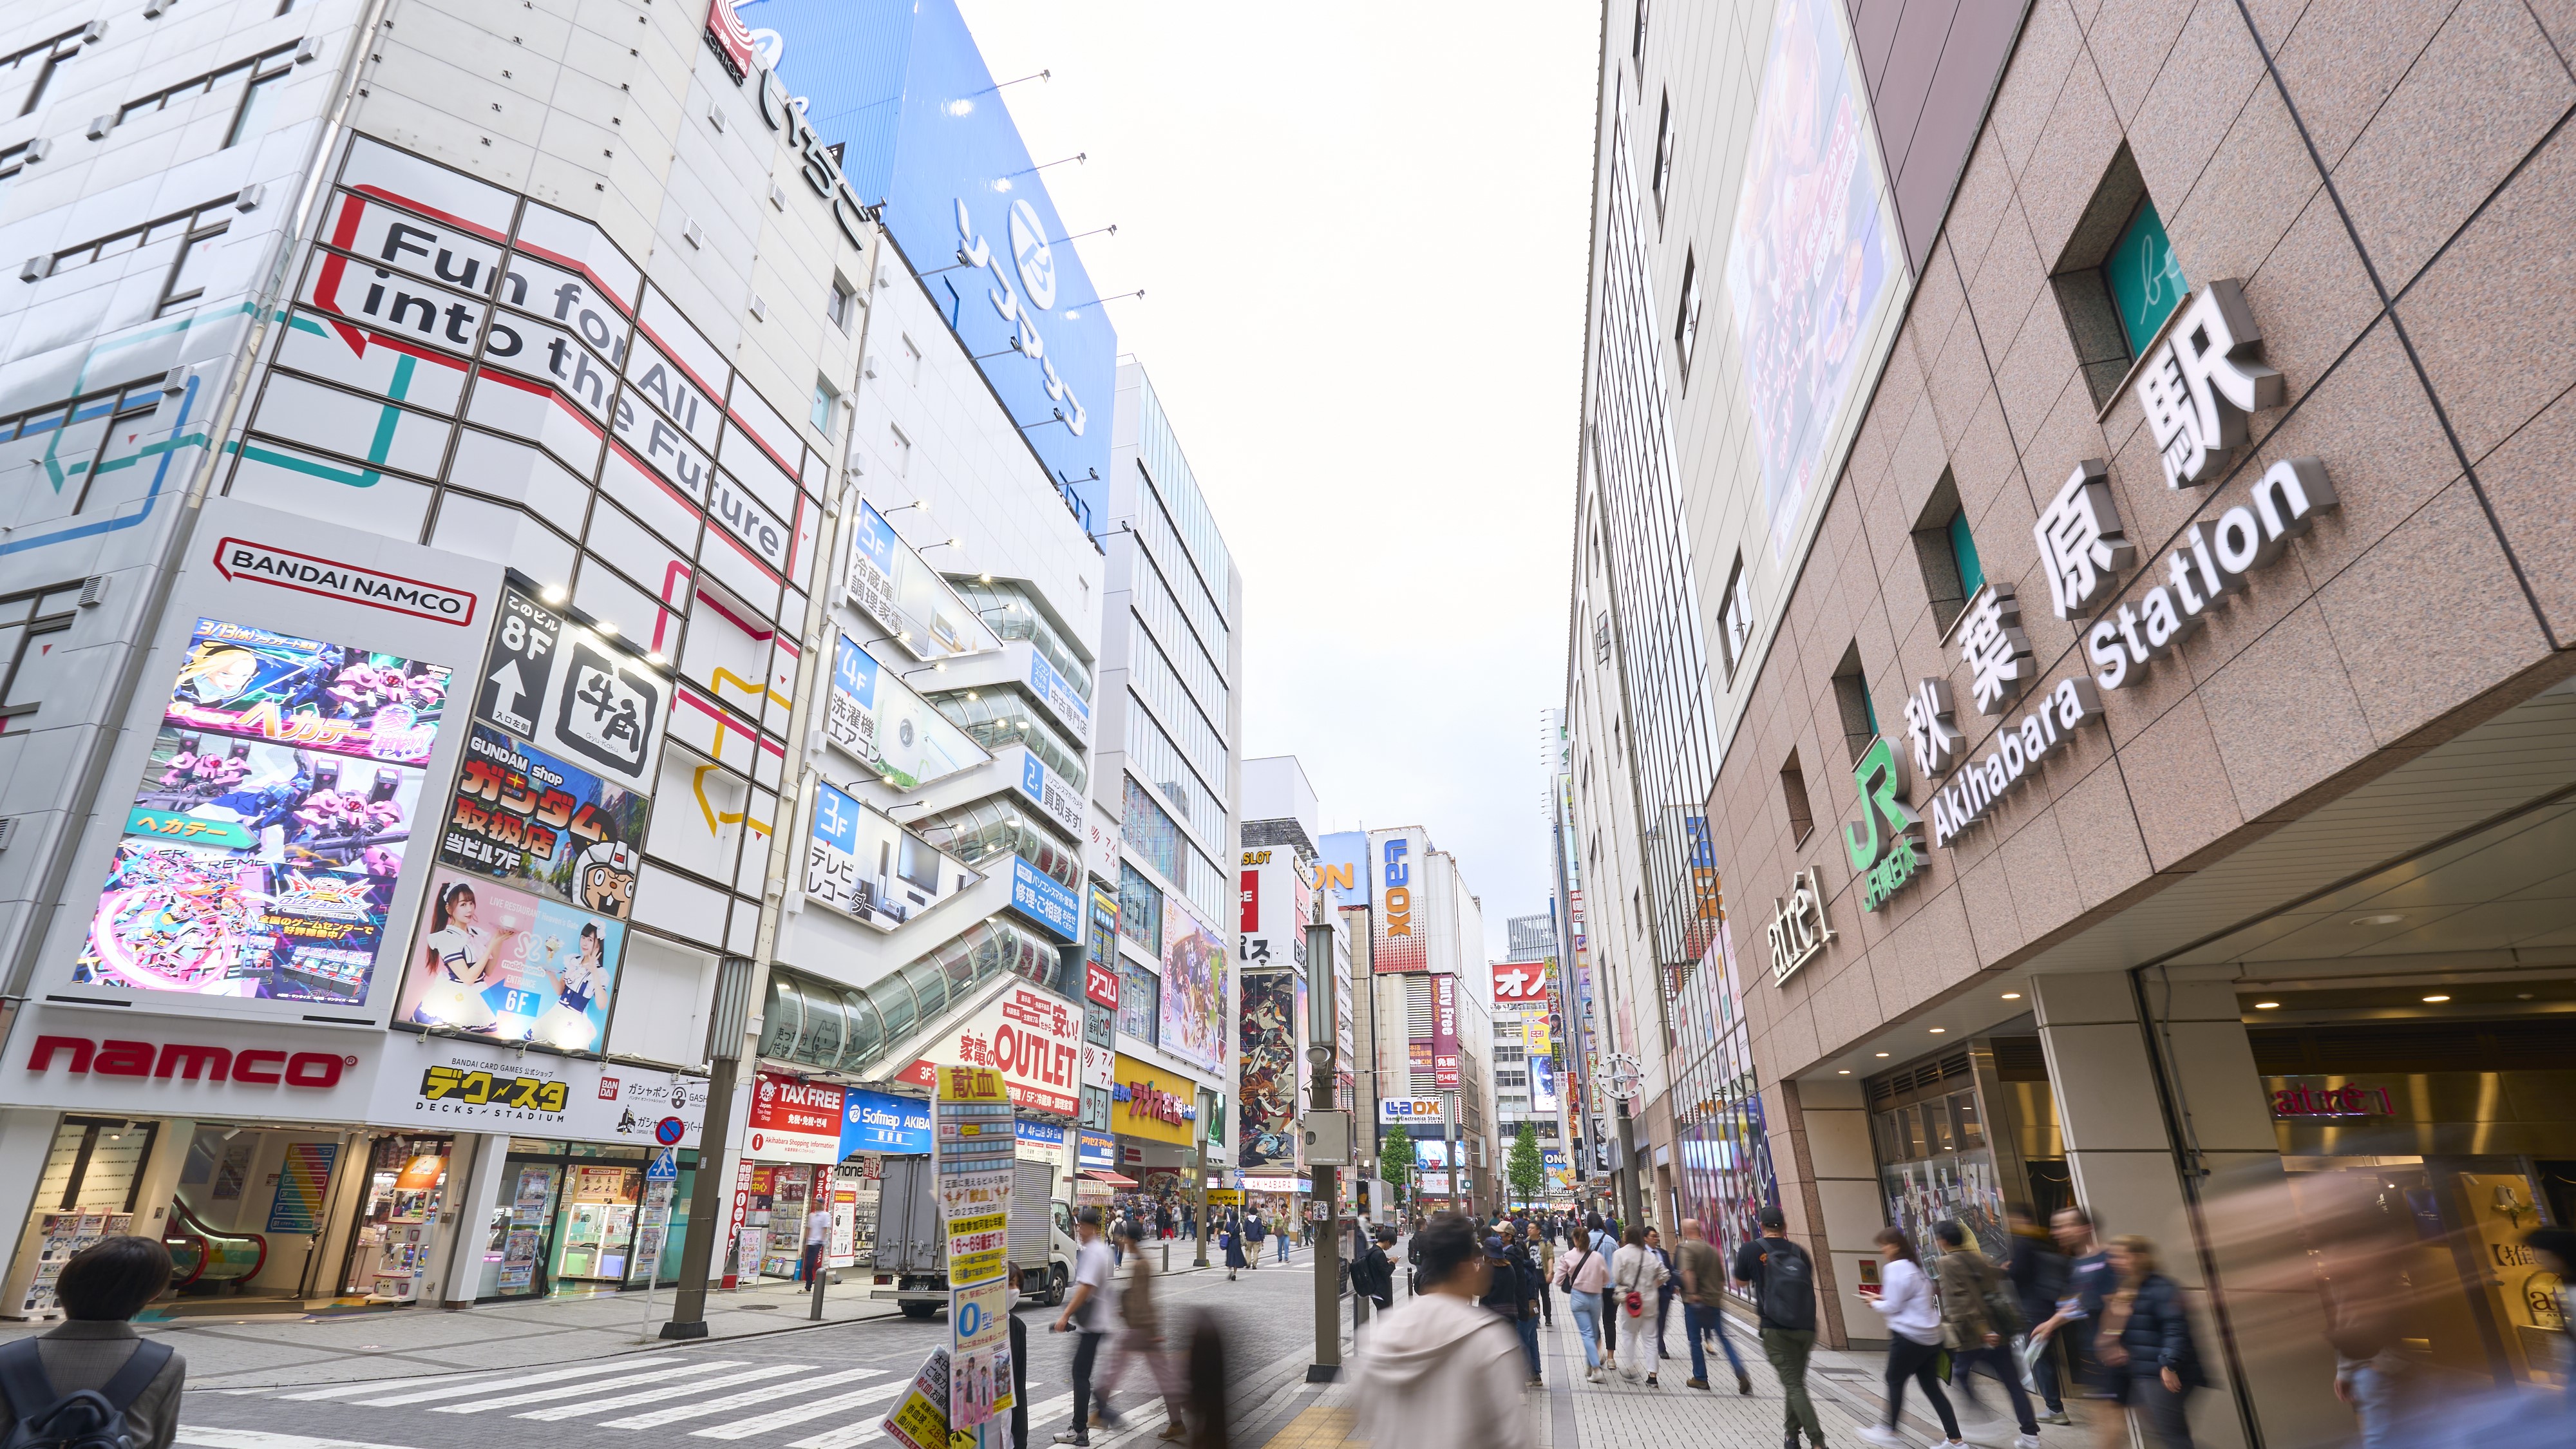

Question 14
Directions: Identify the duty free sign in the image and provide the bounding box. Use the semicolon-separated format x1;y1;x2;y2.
1844;280;2340;910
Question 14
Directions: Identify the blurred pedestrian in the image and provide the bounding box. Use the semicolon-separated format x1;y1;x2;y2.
2031;1207;2118;1448
1556;1215;1612;1381
1222;1218;1245;1281
1582;1213;1620;1357
1676;1217;1751;1395
0;1236;185;1449
1734;1206;1826;1449
1352;1213;1531;1449
1182;1310;1228;1449
1646;1227;1679;1371
1005;1260;1030;1449
1477;1234;1542;1386
1857;1226;1964;1449
1094;1225;1184;1440
2090;1236;2202;1449
1051;1206;1115;1447
1612;1225;1669;1386
1276;1214;1291;1264
1524;1222;1555;1326
2004;1205;2072;1425
1931;1220;2039;1449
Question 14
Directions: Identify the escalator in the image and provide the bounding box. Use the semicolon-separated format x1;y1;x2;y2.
165;1195;267;1291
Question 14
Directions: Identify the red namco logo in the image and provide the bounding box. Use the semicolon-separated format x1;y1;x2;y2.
27;1035;352;1087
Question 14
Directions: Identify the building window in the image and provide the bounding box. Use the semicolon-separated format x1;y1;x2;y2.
1631;0;1649;64
223;52;294;149
0;584;84;719
8;31;85;118
1832;645;1876;763
1593;611;1611;665
1716;556;1751;677
1674;249;1701;380
2106;199;2188;357
810;378;840;435
900;334;923;383
1780;750;1813;847
1118;860;1164;952
1116;958;1159;1044
156;223;227;316
827;276;858;332
1653;93;1674;208
1909;468;1981;636
886;423;911;477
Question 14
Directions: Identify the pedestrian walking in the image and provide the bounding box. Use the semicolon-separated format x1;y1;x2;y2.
1646;1227;1680;1372
1245;1213;1264;1270
1524;1222;1556;1326
1675;1217;1752;1394
1276;1215;1291;1264
801;1198;833;1286
1611;1226;1669;1386
1734;1205;1827;1449
1008;1264;1030;1449
1051;1206;1117;1446
2004;1205;2072;1426
1583;1213;1620;1356
1094;1224;1186;1440
1354;1225;1396;1314
1857;1226;1965;1449
1931;1220;2040;1449
1477;1235;1543;1386
1351;1213;1531;1449
0;1236;187;1449
1555;1217;1612;1381
2031;1206;2119;1449
2087;1236;2204;1449
1222;1220;1246;1281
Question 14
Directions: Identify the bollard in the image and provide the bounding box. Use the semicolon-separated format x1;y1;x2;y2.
1162;1240;1170;1273
810;1259;826;1321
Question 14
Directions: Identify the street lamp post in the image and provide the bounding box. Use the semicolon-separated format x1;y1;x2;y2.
1305;912;1341;1381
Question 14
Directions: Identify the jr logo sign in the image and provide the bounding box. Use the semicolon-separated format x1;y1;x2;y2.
1844;736;1924;912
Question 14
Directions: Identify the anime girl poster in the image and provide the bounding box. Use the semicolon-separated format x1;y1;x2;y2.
397;868;624;1048
1158;903;1229;1072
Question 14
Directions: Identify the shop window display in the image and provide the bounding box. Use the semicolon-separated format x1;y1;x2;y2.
343;1134;451;1302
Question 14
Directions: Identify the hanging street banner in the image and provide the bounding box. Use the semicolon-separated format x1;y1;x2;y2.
936;1065;1014;1448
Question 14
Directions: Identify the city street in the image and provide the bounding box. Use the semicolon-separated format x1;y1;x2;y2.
171;1252;1345;1449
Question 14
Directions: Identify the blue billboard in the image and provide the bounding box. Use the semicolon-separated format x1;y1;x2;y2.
1314;831;1368;912
842;1086;932;1155
735;0;1115;532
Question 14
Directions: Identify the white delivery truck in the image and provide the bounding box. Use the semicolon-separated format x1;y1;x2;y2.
869;1155;1078;1316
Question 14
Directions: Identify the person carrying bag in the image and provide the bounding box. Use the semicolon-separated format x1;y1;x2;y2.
1610;1226;1671;1387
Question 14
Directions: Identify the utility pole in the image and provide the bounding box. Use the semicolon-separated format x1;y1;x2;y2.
663;957;757;1338
1305;897;1341;1382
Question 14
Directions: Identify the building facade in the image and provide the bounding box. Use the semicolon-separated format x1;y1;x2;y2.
1572;0;2576;1443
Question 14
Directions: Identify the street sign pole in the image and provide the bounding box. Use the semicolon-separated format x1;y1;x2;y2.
638;1146;677;1341
1305;913;1341;1382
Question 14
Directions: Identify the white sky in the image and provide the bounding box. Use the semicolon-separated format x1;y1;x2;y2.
954;1;1605;962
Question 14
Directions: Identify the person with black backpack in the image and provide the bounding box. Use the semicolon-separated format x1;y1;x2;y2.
0;1236;186;1449
1931;1220;2040;1449
1734;1205;1826;1449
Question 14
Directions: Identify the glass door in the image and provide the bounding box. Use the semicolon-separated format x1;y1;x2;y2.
340;1135;451;1302
554;1164;640;1287
483;1161;562;1298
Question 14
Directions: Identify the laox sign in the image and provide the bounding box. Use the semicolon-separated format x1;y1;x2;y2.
28;1035;351;1086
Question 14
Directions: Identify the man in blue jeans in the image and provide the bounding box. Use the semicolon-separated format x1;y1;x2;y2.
1676;1217;1752;1394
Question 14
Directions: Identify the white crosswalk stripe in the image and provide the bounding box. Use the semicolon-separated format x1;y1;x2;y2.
346;1361;656;1407
688;1380;908;1440
269;1370;515;1402
513;1362;820;1420
599;1366;887;1430
426;1358;750;1413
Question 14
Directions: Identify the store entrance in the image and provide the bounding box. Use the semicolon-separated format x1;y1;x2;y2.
338;1133;454;1304
475;1141;688;1301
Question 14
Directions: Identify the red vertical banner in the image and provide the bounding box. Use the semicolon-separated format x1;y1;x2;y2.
1239;868;1260;934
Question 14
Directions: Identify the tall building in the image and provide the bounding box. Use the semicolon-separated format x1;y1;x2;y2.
1574;0;2576;1443
1088;361;1242;1199
0;0;1128;1315
1236;755;1358;1218
1344;826;1493;1217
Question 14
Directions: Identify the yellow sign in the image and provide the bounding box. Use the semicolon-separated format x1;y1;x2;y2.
1242;849;1273;866
1206;1189;1244;1207
1112;1054;1197;1146
940;1066;1009;1103
1526;1016;1553;1056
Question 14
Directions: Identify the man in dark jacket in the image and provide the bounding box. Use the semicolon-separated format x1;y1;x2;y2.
1354;1226;1396;1313
0;1236;187;1449
1477;1235;1542;1386
2006;1205;2072;1425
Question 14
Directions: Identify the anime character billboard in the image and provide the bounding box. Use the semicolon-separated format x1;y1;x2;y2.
74;619;453;1003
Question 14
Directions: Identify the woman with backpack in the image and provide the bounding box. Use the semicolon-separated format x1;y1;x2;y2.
1930;1220;2040;1449
1611;1225;1671;1386
1555;1215;1613;1381
1857;1226;1967;1449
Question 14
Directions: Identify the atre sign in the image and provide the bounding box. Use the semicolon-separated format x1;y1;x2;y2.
1765;868;1832;985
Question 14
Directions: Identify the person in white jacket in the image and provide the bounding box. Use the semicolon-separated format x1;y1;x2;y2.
1353;1213;1532;1449
1610;1226;1671;1386
1858;1227;1965;1449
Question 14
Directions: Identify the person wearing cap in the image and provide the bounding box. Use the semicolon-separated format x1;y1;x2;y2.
1476;1231;1543;1386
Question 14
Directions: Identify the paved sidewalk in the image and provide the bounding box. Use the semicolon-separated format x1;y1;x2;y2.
5;1263;1226;1390
1245;1296;2086;1449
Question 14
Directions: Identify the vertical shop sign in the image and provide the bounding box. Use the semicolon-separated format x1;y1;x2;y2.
1430;974;1459;1088
936;1066;1014;1448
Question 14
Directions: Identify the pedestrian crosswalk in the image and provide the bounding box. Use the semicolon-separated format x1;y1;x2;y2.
190;1359;1106;1449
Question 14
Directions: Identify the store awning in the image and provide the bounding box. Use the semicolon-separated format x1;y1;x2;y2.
1079;1169;1139;1188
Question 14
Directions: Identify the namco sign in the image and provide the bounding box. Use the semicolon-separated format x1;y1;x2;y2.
26;1034;353;1087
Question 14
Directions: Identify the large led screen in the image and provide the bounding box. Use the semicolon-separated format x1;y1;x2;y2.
74;619;453;1002
1158;900;1227;1073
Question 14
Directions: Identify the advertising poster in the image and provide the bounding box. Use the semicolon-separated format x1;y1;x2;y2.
1491;960;1551;1009
1725;0;1904;559
804;781;977;929
439;724;647;918
893;983;1082;1116
1159;900;1228;1072
1237;974;1296;1170
882;1346;951;1449
822;634;990;790
75;618;457;1003
264;1142;338;1232
1530;1054;1561;1113
845;498;1005;665
1015;751;1084;838
935;1066;1013;1443
1313;831;1368;911
1004;857;1081;944
395;867;625;1049
1366;828;1428;974
1025;649;1092;744
842;1086;933;1155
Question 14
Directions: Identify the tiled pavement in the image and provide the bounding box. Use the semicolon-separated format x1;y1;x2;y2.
1244;1300;2096;1449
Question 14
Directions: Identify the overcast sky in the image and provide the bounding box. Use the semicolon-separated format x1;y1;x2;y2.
954;1;1604;961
